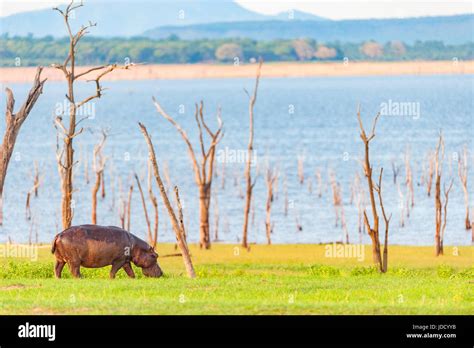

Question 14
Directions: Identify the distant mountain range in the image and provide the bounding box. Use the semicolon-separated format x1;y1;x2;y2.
0;1;472;44
0;0;325;38
143;14;474;44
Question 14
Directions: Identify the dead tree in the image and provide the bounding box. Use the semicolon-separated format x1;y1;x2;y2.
329;172;342;227
354;173;366;242
434;133;445;256
265;166;278;245
458;146;470;229
405;147;414;213
1;67;45;225
375;168;391;272
397;182;405;227
147;159;159;245
297;155;305;184
153;100;223;249
25;163;43;221
315;169;323;198
139;122;196;278
52;1;131;229
425;151;435;197
391;159;400;184
100;171;106;199
242;60;263;248
117;177;125;228
440;179;454;254
32;161;41;197
135;173;155;248
330;172;349;243
91;131;107;224
357;106;389;273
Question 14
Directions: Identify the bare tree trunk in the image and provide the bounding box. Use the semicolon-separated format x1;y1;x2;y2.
265;167;277;245
458;146;470;229
198;184;211;249
91;131;107;225
91;172;101;224
33;161;40;197
101;171;106;199
297;156;304;184
139;122;196;278
52;2;131;230
0;67;45;225
242;60;262;248
434;134;444;256
441;180;454;254
148;159;159;245
426;151;435;197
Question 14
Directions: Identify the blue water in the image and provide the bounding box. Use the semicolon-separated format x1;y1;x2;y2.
0;74;472;246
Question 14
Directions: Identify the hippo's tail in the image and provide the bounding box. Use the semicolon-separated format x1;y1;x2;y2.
51;235;59;254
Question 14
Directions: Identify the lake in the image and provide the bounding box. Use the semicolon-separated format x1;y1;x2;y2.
0;74;472;246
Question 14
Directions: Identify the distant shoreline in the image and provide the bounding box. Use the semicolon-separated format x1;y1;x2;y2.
1;60;472;83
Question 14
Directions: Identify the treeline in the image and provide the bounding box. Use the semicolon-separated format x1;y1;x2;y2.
1;35;473;66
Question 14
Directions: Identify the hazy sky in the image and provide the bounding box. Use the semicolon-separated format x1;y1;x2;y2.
0;0;472;19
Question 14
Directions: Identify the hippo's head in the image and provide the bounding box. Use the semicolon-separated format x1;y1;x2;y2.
132;243;163;278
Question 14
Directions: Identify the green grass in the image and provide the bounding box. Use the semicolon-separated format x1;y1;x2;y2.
0;244;472;314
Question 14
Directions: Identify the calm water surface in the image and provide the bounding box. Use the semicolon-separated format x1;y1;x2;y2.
0;74;472;245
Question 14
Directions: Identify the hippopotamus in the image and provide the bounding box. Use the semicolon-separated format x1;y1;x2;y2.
51;225;163;279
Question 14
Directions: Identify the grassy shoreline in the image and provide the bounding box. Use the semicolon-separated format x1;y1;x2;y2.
1;60;473;83
0;244;472;314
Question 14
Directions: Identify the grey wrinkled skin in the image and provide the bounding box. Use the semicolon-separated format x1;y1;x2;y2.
51;225;163;279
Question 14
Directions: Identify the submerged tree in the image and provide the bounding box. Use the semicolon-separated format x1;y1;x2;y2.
152;100;223;249
242;60;263;248
1;67;46;225
458;146;470;230
357;106;391;273
52;1;131;229
434;133;445;256
91;131;107;224
265;166;278;245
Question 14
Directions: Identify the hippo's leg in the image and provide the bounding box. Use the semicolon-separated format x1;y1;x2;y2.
122;263;136;279
68;262;82;278
110;260;126;279
54;261;65;279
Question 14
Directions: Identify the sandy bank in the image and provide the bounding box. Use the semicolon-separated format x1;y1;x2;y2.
1;60;472;83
